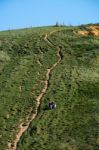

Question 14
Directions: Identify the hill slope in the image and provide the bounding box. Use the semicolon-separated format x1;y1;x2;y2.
0;25;99;150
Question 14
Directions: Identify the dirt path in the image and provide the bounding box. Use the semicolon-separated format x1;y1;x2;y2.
7;30;61;150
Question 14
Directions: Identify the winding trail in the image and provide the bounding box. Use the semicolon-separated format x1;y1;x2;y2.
7;30;62;150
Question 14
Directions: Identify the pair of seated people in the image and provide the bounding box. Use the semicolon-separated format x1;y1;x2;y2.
48;102;56;109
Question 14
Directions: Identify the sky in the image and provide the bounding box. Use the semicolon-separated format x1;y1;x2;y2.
0;0;99;31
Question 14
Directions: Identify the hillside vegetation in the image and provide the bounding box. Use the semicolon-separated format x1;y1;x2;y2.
0;25;99;150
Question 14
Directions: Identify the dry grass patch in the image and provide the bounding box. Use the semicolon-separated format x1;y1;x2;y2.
77;25;99;36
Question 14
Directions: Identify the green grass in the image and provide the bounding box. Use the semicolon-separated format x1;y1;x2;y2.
0;26;61;149
0;25;99;150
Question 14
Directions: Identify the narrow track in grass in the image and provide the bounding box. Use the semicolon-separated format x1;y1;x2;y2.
7;30;62;150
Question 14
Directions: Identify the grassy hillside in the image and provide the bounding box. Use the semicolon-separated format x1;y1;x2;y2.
0;25;99;150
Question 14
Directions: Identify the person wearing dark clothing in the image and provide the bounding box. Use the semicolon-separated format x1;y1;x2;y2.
48;102;56;109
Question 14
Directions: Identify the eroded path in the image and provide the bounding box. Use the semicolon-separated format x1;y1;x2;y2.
7;30;62;150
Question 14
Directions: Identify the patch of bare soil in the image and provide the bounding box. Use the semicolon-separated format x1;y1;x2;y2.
77;25;99;36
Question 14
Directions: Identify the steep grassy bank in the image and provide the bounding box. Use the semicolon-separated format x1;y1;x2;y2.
18;26;99;150
0;26;63;149
0;25;99;150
